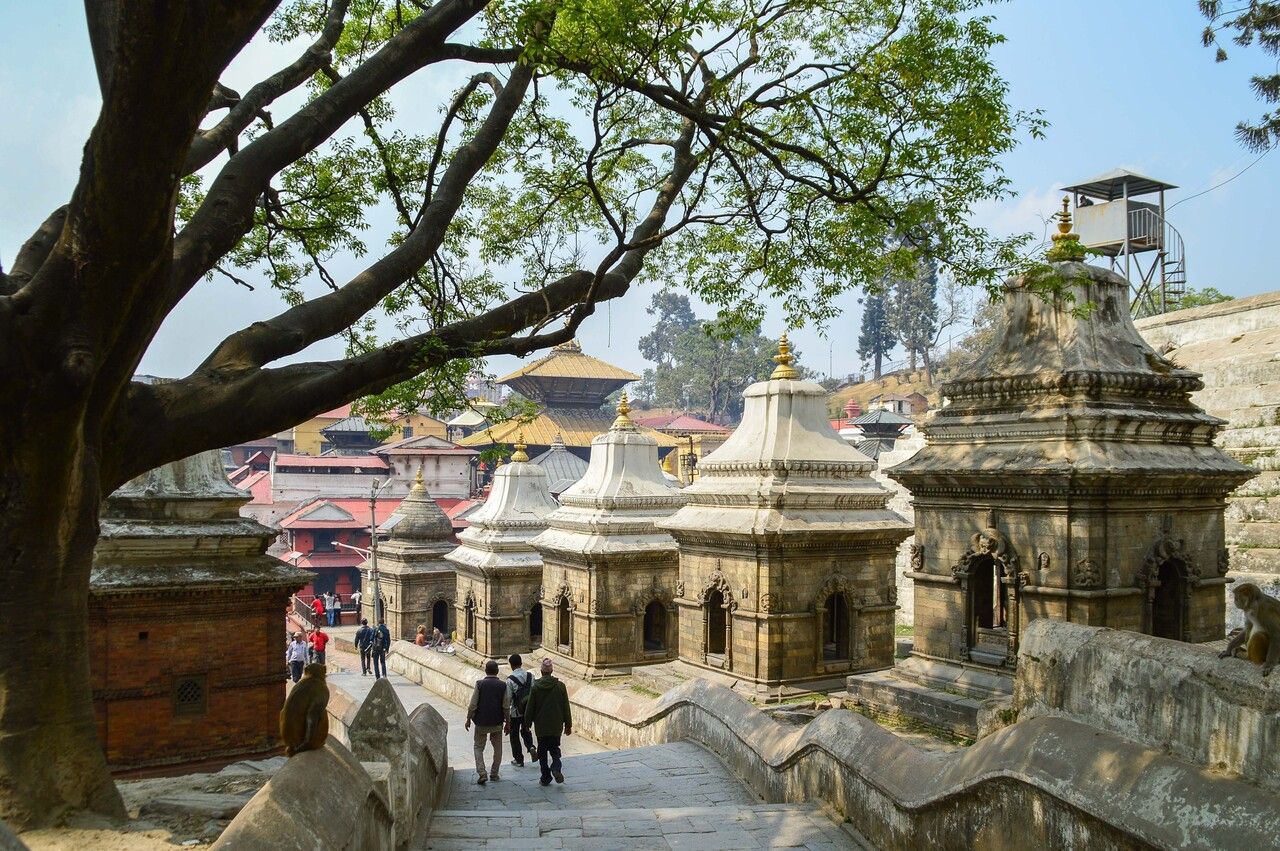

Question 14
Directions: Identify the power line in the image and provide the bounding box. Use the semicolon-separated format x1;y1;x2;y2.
1167;146;1274;211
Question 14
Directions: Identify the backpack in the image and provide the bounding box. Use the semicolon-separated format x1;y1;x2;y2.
373;626;390;652
510;670;533;714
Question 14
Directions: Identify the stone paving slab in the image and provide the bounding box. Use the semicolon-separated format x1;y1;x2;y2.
422;804;854;850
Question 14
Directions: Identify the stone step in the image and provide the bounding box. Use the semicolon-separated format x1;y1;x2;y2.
839;670;983;739
422;803;863;849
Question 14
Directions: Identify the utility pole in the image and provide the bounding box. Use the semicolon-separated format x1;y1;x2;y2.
369;478;386;623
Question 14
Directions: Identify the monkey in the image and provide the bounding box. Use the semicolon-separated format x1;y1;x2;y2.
279;662;330;756
1219;582;1280;677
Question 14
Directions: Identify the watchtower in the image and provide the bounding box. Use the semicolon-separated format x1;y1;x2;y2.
1060;169;1185;316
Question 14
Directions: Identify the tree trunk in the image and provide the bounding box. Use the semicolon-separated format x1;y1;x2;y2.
873;352;882;381
922;347;933;387
907;348;917;372
0;431;125;828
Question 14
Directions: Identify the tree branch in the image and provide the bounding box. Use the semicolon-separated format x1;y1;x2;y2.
183;0;352;175
170;0;491;305
3;207;67;294
197;61;533;373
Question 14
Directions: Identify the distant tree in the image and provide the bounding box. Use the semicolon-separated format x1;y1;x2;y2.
1177;285;1235;309
638;292;698;369
886;256;937;376
1201;1;1280;149
857;293;894;380
643;320;782;423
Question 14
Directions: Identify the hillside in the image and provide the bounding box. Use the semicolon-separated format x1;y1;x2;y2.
827;369;941;417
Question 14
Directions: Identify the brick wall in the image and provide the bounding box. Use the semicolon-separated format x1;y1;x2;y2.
90;589;292;772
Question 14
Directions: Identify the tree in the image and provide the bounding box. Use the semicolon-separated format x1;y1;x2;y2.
638;291;697;368
0;0;1038;825
886;256;936;375
1177;285;1235;309
1201;0;1280;149
642;319;780;423
857;293;894;380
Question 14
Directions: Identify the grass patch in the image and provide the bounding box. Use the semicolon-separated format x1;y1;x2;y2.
894;625;915;637
629;684;661;699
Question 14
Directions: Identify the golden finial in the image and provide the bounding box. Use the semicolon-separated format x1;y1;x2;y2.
511;433;529;463
1047;195;1086;262
612;391;635;430
413;466;425;488
661;452;675;474
770;333;799;380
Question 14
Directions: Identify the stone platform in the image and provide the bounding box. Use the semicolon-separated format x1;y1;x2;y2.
841;655;1012;738
633;659;848;703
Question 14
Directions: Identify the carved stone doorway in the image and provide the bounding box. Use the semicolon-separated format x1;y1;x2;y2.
1150;559;1187;640
968;553;1009;659
706;589;727;657
529;602;543;644
431;599;449;632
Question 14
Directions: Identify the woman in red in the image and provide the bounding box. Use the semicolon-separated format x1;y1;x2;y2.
310;594;326;624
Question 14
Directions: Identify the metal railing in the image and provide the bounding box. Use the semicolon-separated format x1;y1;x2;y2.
1128;207;1187;316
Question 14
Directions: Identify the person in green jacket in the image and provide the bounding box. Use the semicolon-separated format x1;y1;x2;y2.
524;658;572;785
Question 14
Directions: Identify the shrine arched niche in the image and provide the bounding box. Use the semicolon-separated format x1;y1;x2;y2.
814;573;857;668
950;512;1023;664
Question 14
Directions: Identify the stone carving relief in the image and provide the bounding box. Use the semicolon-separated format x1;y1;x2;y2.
1138;534;1200;586
1037;552;1050;573
950;513;1019;579
910;544;924;573
675;580;686;598
1219;547;1231;577
1074;558;1102;589
759;592;777;612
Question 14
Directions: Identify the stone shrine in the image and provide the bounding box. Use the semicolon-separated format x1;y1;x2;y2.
369;468;458;639
446;440;559;659
658;337;912;694
90;450;308;772
532;394;687;678
887;214;1253;683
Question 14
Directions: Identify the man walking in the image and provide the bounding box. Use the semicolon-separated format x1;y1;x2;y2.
354;618;373;676
506;654;535;767
307;623;329;666
371;618;391;679
524;658;572;786
464;660;510;785
285;632;308;683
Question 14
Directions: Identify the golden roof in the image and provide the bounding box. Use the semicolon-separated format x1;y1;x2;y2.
497;339;640;384
458;408;681;449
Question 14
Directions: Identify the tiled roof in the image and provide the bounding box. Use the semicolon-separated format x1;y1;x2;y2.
852;410;913;426
496;340;639;383
634;413;729;434
855;437;898;461
278;496;403;529
456;408;682;449
322;415;374;434
273;453;389;470
277;550;364;569
530;442;590;494
315;403;353;420
374;435;477;455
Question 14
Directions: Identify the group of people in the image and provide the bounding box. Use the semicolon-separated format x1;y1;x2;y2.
354;618;393;679
414;625;454;652
309;589;360;627
284;623;331;682
465;655;571;788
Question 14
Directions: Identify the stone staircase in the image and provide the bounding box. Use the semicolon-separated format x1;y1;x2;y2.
418;741;862;849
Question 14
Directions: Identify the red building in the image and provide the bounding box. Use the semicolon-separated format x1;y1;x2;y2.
277;496;403;602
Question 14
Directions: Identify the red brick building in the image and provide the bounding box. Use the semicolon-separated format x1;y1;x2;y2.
90;451;309;773
277;496;403;602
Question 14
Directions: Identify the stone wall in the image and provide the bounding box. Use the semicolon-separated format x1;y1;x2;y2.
388;641;1279;849
215;679;447;850
1015;618;1280;794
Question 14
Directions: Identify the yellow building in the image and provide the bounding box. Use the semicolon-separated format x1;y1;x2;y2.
291;404;447;456
459;340;681;460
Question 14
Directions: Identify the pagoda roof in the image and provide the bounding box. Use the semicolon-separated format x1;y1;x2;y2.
457;408;682;451
497;340;639;406
634;412;729;434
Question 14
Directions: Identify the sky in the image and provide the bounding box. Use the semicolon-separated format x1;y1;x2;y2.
2;2;1277;385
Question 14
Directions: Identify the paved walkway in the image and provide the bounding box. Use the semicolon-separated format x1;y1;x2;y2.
325;647;857;849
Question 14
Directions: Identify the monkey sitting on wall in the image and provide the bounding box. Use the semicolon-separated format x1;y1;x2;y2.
279;662;330;755
1219;582;1280;677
